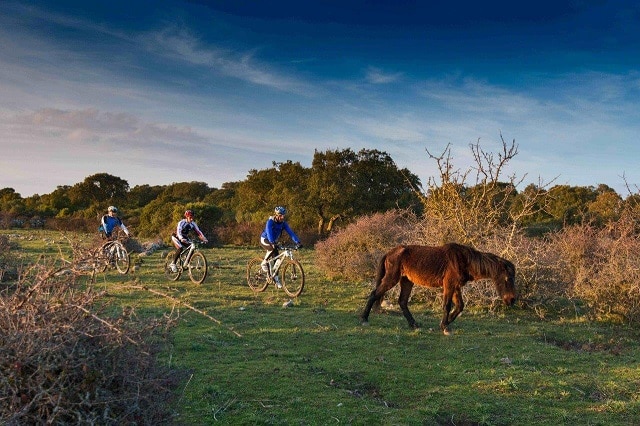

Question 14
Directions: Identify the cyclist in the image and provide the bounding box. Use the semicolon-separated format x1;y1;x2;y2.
169;210;208;273
100;206;130;240
260;206;302;288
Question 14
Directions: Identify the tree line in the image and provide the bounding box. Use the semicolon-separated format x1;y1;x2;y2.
1;146;638;245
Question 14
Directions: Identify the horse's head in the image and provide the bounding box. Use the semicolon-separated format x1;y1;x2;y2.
496;258;516;306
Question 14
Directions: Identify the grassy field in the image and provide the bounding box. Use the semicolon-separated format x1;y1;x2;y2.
4;230;640;425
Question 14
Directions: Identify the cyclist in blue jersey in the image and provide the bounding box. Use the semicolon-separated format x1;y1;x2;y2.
260;206;302;287
100;206;130;240
169;210;208;273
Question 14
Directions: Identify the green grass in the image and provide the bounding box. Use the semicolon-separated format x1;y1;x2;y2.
4;230;640;425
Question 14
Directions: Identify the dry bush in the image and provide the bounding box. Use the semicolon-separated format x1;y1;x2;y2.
214;222;263;246
550;213;640;324
418;137;551;249
0;245;185;424
480;232;574;319
315;210;417;282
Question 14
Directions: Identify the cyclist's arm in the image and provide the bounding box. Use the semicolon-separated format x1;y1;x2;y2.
192;222;208;243
119;222;130;237
283;222;301;245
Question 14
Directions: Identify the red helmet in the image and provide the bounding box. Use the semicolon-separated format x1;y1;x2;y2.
184;210;194;218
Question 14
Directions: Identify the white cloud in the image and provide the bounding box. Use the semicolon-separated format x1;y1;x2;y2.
140;26;313;95
365;66;403;84
10;108;207;148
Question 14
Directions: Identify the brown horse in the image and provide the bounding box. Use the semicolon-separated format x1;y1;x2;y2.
360;243;516;335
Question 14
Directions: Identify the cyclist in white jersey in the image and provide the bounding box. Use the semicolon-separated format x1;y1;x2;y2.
169;210;208;272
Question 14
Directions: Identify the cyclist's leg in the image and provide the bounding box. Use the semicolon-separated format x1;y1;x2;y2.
170;235;184;266
260;237;278;271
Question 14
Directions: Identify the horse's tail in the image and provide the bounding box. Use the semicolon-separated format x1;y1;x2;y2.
372;252;388;310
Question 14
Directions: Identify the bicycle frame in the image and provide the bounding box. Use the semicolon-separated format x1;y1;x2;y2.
104;240;125;259
267;246;296;277
247;245;305;297
164;241;208;284
179;242;197;266
97;238;130;274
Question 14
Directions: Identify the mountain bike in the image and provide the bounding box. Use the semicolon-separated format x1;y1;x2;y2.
164;241;208;284
94;238;130;274
246;245;305;297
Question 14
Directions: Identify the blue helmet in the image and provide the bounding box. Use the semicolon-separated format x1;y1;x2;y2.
274;206;286;215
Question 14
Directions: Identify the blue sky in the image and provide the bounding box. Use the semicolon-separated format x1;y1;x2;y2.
1;0;639;197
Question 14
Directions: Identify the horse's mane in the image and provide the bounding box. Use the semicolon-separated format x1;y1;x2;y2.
445;243;514;279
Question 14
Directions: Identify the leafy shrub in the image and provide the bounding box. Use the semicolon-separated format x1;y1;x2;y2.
315;210;417;282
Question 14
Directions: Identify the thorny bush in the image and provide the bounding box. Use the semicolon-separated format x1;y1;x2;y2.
550;210;640;324
0;241;186;425
315;210;418;283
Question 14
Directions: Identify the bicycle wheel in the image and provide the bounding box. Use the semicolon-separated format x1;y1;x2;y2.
94;247;109;273
164;252;181;281
188;251;207;284
114;243;130;274
281;259;305;297
247;257;269;292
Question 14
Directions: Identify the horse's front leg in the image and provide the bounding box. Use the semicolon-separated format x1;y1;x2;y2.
447;287;464;324
440;287;455;335
398;278;418;329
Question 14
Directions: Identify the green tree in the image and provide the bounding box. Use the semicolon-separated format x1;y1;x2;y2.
587;185;622;225
233;161;310;228
137;198;177;238
307;148;420;235
67;173;130;217
204;182;239;225
157;181;213;203
35;186;72;216
127;184;165;209
0;188;25;215
510;183;555;233
135;183;219;239
546;185;598;226
175;202;223;240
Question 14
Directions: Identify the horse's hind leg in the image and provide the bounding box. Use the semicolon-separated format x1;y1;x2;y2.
398;278;418;329
360;290;380;324
361;284;392;324
361;273;398;325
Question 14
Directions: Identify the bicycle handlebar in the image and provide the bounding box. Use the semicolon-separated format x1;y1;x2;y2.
277;244;302;250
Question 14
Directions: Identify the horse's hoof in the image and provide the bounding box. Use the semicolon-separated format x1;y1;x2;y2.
442;328;454;336
361;320;369;326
